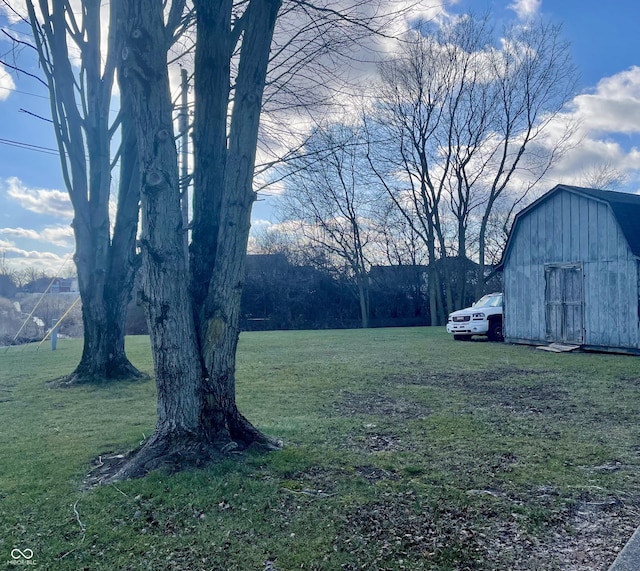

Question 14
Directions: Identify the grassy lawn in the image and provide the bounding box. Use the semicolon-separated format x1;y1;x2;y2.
1;328;639;570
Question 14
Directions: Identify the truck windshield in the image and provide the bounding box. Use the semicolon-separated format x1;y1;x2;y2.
472;294;502;308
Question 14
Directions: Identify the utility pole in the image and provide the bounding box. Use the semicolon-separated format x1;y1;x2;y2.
179;67;189;264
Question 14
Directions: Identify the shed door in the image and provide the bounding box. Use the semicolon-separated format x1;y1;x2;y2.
545;264;584;344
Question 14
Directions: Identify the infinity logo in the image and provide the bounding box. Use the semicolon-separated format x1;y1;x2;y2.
11;548;34;560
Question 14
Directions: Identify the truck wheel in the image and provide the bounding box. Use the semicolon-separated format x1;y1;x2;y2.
488;320;504;342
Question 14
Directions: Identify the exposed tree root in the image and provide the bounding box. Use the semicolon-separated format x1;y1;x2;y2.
52;359;147;388
86;421;282;486
98;433;210;484
106;359;146;380
229;411;282;451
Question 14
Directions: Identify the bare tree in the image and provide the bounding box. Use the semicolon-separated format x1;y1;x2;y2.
279;124;376;328
101;0;409;481
372;199;429;269
365;18;489;323
473;21;577;298
9;0;143;382
0;251;18;298
0;250;15;278
369;16;577;313
578;161;628;190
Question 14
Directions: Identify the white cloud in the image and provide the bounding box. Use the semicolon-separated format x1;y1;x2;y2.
39;226;74;246
5;177;73;219
507;0;542;20
0;2;27;24
0;63;16;100
254;167;286;197
381;0;454;38
550;139;640;182
0;228;39;240
532;67;640;190
0;225;74;247
571;66;640;135
0;238;70;274
251;219;274;231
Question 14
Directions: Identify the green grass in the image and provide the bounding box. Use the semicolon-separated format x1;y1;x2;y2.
1;329;639;570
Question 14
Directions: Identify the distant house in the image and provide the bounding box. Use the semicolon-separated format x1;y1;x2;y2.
500;185;640;354
50;277;78;293
21;276;78;294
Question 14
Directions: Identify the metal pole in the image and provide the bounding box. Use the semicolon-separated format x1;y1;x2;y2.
51;318;58;351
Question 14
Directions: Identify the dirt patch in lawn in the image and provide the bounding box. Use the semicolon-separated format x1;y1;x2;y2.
284;466;345;494
332;488;638;570
354;465;401;483
333;391;427;453
336;390;430;419
388;367;575;415
285;465;400;494
343;430;417;453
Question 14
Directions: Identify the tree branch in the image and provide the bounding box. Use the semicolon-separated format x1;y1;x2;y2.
0;57;47;87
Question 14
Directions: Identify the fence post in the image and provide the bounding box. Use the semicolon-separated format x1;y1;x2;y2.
51;318;58;351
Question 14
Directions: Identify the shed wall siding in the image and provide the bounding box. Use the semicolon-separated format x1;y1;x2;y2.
504;190;639;349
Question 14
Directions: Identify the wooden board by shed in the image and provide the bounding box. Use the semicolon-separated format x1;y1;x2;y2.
500;185;640;354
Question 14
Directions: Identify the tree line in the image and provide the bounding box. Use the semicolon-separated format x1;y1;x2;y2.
242;253;431;330
0;252;488;335
275;15;577;326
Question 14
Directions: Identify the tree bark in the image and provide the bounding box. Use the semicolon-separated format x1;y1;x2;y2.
107;0;281;482
195;0;282;448
108;0;204;479
356;271;370;328
65;108;142;384
26;0;141;385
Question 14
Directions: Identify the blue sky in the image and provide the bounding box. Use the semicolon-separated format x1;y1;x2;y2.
450;0;640;88
0;0;639;273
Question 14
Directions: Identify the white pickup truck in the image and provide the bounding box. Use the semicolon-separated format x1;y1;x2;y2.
446;292;504;342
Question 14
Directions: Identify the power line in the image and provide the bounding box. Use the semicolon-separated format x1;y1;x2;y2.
0;137;59;156
0;85;49;99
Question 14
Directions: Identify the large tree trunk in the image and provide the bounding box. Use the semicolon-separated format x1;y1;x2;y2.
194;0;282;449
66;130;141;384
61;171;141;384
424;224;446;326
64;215;140;384
107;0;281;482
108;0;204;480
103;109;144;379
189;0;231;315
26;0;141;385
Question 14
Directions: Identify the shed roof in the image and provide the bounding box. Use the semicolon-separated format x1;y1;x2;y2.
500;185;640;268
555;185;640;257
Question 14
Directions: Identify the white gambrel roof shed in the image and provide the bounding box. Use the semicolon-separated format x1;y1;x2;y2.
500;185;640;354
